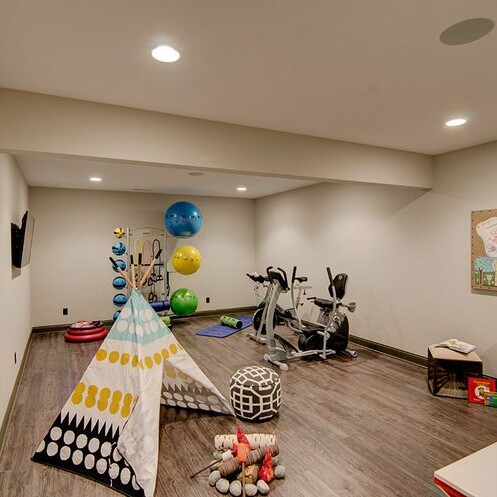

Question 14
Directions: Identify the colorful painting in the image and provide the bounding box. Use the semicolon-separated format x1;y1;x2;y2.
471;210;497;291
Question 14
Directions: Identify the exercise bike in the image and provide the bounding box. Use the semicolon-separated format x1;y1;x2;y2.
246;270;310;343
263;266;357;370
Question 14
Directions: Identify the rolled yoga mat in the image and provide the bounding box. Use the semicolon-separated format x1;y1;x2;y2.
196;316;252;338
150;300;171;312
220;315;243;329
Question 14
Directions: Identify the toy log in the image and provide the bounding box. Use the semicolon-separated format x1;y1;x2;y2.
218;445;279;477
214;434;276;451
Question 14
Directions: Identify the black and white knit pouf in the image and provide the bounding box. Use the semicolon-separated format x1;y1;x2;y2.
229;366;281;421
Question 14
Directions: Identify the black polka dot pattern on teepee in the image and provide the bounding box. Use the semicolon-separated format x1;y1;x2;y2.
32;413;145;497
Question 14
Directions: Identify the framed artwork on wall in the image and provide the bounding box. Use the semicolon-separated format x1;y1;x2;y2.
471;209;497;291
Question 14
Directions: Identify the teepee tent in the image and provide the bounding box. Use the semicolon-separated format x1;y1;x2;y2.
32;288;233;497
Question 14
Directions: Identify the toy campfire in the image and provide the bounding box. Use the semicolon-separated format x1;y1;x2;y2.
190;428;285;496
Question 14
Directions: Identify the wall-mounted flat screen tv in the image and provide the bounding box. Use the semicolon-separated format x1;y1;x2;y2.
11;211;35;268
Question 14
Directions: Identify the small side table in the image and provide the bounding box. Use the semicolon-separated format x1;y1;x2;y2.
427;345;482;398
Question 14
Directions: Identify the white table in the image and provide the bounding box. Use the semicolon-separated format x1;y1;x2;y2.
434;442;497;496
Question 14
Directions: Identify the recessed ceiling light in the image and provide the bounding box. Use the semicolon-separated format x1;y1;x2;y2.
151;45;180;63
89;177;102;182
188;171;205;177
237;186;247;192
445;118;467;127
440;18;494;46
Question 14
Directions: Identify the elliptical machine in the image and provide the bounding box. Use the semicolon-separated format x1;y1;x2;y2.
263;266;357;370
246;271;310;341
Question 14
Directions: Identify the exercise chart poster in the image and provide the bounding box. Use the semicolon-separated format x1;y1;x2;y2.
471;209;497;291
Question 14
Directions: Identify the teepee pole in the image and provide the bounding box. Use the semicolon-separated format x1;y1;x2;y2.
109;257;134;289
140;249;162;287
137;252;143;289
130;255;137;289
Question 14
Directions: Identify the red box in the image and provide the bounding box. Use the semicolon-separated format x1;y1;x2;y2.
468;377;496;404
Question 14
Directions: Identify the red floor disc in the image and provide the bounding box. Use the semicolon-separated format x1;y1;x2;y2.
64;329;109;343
65;325;106;336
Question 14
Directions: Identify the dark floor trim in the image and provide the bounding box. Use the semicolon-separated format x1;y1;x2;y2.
349;334;427;366
31;306;257;333
32;323;71;333
0;333;33;456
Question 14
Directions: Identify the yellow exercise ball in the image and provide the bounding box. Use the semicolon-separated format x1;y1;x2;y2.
172;245;202;275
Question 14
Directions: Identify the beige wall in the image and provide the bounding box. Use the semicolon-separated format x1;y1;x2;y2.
29;188;258;327
0;154;30;429
0;89;433;188
256;140;497;376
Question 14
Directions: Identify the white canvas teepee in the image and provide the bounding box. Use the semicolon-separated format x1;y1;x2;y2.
33;289;233;497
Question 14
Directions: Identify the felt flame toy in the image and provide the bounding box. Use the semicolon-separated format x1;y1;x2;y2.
258;447;274;483
237;427;252;450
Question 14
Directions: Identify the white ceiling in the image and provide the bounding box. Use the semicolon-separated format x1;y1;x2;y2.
1;1;497;155
16;155;316;199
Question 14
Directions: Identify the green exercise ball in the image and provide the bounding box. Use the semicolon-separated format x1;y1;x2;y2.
170;288;198;315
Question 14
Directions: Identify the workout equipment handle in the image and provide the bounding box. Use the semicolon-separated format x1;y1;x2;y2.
266;267;289;291
246;272;266;284
276;267;288;287
326;267;337;313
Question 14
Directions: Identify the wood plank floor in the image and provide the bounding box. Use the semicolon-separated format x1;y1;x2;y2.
1;316;497;497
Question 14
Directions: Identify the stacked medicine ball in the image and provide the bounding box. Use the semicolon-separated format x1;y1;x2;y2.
166;201;203;315
111;228;128;321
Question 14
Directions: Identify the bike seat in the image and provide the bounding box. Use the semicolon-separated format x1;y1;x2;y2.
301;324;323;336
312;298;336;310
295;276;308;283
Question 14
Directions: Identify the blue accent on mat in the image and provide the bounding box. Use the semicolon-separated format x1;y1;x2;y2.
196;316;252;338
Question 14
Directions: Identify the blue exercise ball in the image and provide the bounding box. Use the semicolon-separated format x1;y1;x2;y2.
112;242;126;256
112;259;126;272
113;293;127;307
112;277;126;290
165;201;203;238
113;310;121;320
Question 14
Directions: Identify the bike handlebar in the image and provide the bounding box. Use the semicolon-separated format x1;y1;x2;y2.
246;272;267;284
266;266;289;291
276;267;288;287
